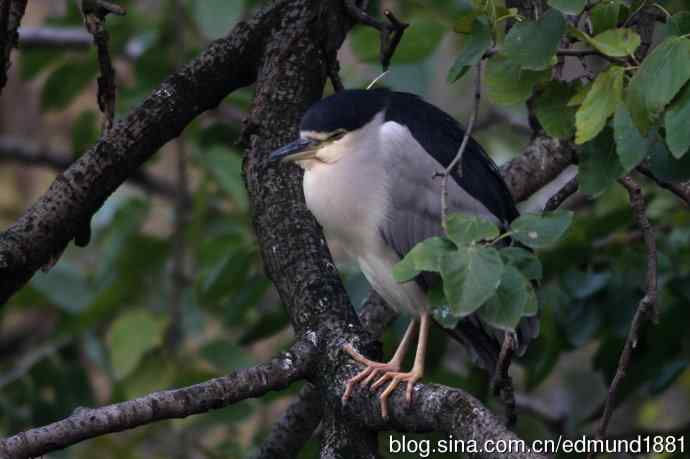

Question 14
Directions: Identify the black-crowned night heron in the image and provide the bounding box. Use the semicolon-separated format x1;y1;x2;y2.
271;89;537;418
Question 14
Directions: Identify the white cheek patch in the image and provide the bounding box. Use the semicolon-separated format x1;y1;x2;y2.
315;141;348;163
300;130;331;141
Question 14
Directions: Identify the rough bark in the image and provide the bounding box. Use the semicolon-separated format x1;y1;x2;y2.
0;340;315;459
0;135;183;201
0;1;574;458
0;0;27;92
242;2;547;458
0;0;288;304
500;137;576;203
254;292;397;459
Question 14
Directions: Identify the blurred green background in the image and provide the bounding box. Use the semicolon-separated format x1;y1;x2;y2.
1;1;690;458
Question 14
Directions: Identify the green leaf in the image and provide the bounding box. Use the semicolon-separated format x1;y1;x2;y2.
575;65;624;144
500;246;543;280
613;105;650;171
579;128;624;196
193;0;244;39
441;246;503;317
648;140;690;183
447;18;491;82
351;19;444;64
504;9;566;70
109;309;168;380
477;265;528;331
510;210;573;249
41;55;98;111
590;28;640;57
393;237;455;282
523;282;539;316
664;12;690;38
547;0;586;15
535;81;577;139
485;55;549;105
446;213;499;246
453;9;482;34
664;83;690;159
627;37;690;134
567;80;591;106
591;0;621;35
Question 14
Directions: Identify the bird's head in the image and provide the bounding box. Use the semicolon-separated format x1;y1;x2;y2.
270;89;389;168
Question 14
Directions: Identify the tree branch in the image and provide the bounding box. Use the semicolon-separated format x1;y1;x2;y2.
255;291;397;459
18;27;92;49
500;137;577;203
637;164;690;207
0;136;186;202
441;63;481;232
80;0;125;133
243;2;547;457
544;177;578;211
0;0;28;92
0;0;292;305
590;176;658;456
343;0;408;70
1;1;577;457
0;340;316;459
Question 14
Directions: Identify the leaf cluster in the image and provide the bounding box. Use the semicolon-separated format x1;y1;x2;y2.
393;211;572;331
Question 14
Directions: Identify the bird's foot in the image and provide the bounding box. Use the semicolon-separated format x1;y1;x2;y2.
370;368;422;420
341;344;401;404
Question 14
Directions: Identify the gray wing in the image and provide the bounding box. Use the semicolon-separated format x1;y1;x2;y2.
378;121;538;371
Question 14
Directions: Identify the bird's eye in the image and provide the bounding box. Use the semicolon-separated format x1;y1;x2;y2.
329;130;347;141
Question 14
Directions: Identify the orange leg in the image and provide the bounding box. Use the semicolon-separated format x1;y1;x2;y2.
371;311;430;419
341;318;418;404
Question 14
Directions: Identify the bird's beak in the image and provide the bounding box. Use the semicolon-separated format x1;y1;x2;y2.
270;138;320;162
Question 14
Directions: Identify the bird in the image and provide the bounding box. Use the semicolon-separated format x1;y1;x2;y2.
270;88;538;418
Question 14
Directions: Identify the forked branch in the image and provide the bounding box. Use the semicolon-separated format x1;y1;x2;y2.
590;176;658;457
344;0;408;70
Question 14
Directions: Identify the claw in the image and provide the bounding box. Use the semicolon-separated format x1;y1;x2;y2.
341;344;401;404
371;370;422;419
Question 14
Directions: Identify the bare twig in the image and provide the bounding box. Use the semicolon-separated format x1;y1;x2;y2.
167;0;190;350
637;164;690;207
590;176;658;457
0;1;11;89
473;107;531;136
343;0;408;70
490;334;516;428
545;177;578;211
0;0;28;92
0;135;186;202
0;340;316;459
18;27;92;49
592;224;671;249
0;337;71;389
441;63;481;232
80;0;126;133
486;47;611;59
80;0;126;17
